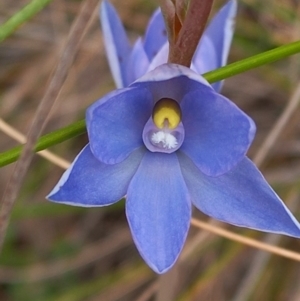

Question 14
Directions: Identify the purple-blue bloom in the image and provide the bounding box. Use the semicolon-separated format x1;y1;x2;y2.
101;0;237;91
47;1;300;274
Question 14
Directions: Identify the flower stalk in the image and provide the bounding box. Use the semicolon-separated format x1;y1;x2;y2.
161;0;214;66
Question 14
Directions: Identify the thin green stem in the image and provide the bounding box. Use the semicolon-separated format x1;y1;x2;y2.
0;0;53;42
1;40;300;167
0;120;86;167
204;40;300;83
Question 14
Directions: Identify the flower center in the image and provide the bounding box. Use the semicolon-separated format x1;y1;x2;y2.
142;98;185;154
152;98;181;129
151;131;178;149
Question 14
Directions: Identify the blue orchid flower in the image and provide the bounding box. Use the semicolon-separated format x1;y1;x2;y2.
100;0;237;91
47;2;300;274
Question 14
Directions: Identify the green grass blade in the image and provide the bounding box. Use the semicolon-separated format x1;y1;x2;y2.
0;0;53;42
0;120;86;167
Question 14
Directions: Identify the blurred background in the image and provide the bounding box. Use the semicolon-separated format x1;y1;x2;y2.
1;0;300;300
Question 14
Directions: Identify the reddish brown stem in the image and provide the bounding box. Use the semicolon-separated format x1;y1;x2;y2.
168;0;214;67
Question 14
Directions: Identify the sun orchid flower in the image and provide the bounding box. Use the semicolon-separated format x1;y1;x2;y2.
101;0;237;91
48;64;300;273
47;1;300;274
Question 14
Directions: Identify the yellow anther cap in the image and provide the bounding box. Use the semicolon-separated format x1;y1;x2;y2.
152;98;181;129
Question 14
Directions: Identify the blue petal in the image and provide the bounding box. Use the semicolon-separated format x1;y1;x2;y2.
86;87;152;164
126;152;191;273
179;153;300;237
133;64;210;103
191;35;217;75
147;43;169;72
143;9;167;61
47;145;145;207
180;88;256;176
127;38;150;83
193;0;237;91
100;0;132;88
